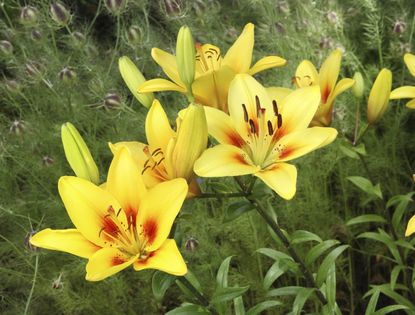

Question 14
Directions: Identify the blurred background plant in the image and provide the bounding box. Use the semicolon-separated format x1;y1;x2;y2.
1;0;415;314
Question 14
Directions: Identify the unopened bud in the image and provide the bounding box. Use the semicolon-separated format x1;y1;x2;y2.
185;237;199;251
274;22;286;34
58;67;77;82
25;62;41;78
125;25;141;45
42;155;55;166
10;120;25;135
0;40;13;55
277;1;290;14
319;37;333;49
50;2;71;26
176;26;196;91
118;56;154;108
104;91;122;109
367;68;392;124
326;11;339;25
105;0;127;15
31;30;42;41
352;72;364;99
5;80;21;93
20;6;38;25
393;20;406;34
61;122;100;184
72;31;86;45
164;0;182;16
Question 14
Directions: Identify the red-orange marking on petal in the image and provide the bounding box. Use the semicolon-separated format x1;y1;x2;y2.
321;85;331;104
227;132;245;147
111;256;126;266
102;217;119;238
143;219;158;244
279;147;294;160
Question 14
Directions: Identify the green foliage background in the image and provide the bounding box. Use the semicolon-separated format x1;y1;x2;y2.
1;0;415;314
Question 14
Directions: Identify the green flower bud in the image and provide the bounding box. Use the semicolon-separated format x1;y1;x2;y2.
50;2;71;26
59;66;77;82
352;72;364;99
31;30;42;41
104;91;122;109
20;6;38;25
125;25;141;46
0;40;13;55
61;122;100;184
105;0;127;15
176;26;196;92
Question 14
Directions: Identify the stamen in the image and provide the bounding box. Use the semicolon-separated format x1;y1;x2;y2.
152;148;162;156
242;104;248;122
157;157;165;165
255;95;261;117
141;165;151;174
267;121;274;136
272;100;279;116
249;119;256;134
116;208;122;217
277;114;283;129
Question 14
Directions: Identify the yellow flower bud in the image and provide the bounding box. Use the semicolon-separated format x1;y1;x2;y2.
61;122;99;184
118;56;154;108
352;72;364;99
367;68;392;125
176;26;196;91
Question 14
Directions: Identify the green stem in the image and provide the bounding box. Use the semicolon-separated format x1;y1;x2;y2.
177;276;218;314
353;99;361;146
23;254;39;315
107;14;121;76
354;124;370;146
86;0;103;35
197;192;247;199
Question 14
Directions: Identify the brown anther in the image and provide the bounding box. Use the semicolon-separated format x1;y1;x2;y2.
272;100;279;116
107;205;115;214
277;114;283;129
242;104;248;122
141;165;151;174
157;157;165;165
255;95;261;117
116;208;122;217
249;119;256;134
152;148;161;156
267;121;274;136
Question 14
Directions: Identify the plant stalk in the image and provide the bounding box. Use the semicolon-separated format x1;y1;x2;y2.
177;276;218;314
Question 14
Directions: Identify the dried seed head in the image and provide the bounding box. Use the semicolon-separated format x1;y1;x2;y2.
50;2;71;26
10;120;26;135
58;67;77;82
30;30;42;41
125;25;142;45
319;37;333;49
24;230;38;252
393;20;406;34
25;62;41;78
0;40;13;55
185;237;199;251
52;273;64;289
274;22;286;34
277;1;290;14
104;92;122;109
105;0;127;15
5;80;21;93
163;0;183;16
42;156;55;166
326;11;339;25
20;6;38;25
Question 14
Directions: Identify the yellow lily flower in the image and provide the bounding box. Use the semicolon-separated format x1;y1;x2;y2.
293;49;355;126
405;215;415;237
139;23;286;112
194;74;338;200
367;68;392;125
390;53;415;109
110;100;208;197
30;148;188;281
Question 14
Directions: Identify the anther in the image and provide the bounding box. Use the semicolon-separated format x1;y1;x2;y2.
267;121;274;136
242;104;248;122
249;119;256;134
152;148;162;156
272;100;279;116
255;95;261;117
157;157;165;165
116;208;122;217
141;165;151;174
277;114;283;129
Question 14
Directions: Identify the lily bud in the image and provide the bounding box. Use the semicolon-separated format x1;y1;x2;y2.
105;0;127;15
20;6;38;25
118;56;154;108
0;40;13;55
352;72;364;99
176;26;196;91
367;68;392;125
50;2;71;26
61;122;100;184
173;104;208;180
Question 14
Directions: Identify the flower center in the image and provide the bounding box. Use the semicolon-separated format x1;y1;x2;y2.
141;146;169;181
195;44;222;73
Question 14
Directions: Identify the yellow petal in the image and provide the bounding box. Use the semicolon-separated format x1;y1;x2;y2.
390;86;415;100
85;247;137;281
276;127;338;162
109;141;148;168
118;56;154;108
137;178;188;252
254;163;297;200
367;68;392;124
107;147;147;221
176;26;196;89
172;104;208;180
278;85;321;136
223;23;254;73
405;215;415;237
194;144;259;177
406;99;415;109
204;106;245;147
404;53;415;77
325;78;355;108
266;87;292;106
30;228;100;258
294;60;319;88
139;78;187;93
319;49;342;104
248;56;287;76
134;239;187;276
151;48;183;86
146;100;175;152
192;66;236;111
58;176;123;247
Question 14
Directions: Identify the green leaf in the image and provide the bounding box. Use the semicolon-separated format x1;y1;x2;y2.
211;286;250;304
387;193;415;233
365;284;415;311
357;230;402;264
246;300;282;315
346;214;386;226
233;296;245;315
152;271;176;301
216;256;233;288
256;248;293;262
165;304;210;315
364;288;380;315
267;286;303;297
390;265;403;290
374;305;410;314
347;176;383;199
263;261;290;290
316;245;349;286
325;265;336;309
292;287;315;315
305;240;340;266
290;230;322;244
176;272;202;300
224;201;254;222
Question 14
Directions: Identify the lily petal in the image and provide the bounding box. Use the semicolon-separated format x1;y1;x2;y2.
194;144;259;177
319;49;342;104
390;86;415;100
405;215;415;237
294;60;319;88
248;56;287;76
223;23;254;73
367;68;392;124
276;127;338;162
146;100;175;152
406;99;415;109
266;87;292;107
85;247;137;281
404;53;415;77
109;141;147;168
325;78;355;108
151;48;183;86
30;228;100;258
107;147;147;220
139;78;187;93
137;178;188;252
134;239;187;275
254;163;297;200
58;176;123;247
204;106;245;147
